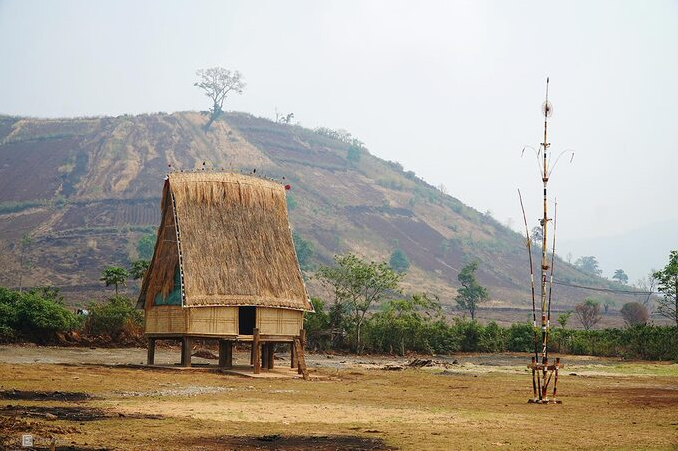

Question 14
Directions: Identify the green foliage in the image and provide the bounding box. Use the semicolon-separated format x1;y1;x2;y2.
85;296;143;338
316;253;404;353
557;311;572;329
612;269;629;285
506;322;535;352
575;256;603;276
389;249;410;273
653;250;678;327
455;261;489;320
100;266;129;296
129;259;150;280
286;194;298;210
292;232;315;271
304;298;332;351
137;233;157;260
347;145;362;163
0;286;80;343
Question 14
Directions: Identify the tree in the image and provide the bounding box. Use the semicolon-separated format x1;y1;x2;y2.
100;266;129;296
129;259;150;281
612;269;629;285
575;256;603;276
346;145;362;163
574;298;602;330
389;249;410;273
557;311;572;329
316;254;403;353
194;67;246;131
292;232;315;272
620;302;649;326
653;250;678;328
455;261;489;320
602;298;615;314
636;271;657;311
137;234;156;261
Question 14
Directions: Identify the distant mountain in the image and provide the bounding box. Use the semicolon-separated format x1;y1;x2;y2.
561;219;678;282
0;112;623;308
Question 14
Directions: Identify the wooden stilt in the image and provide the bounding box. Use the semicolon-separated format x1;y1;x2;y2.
147;337;156;365
262;343;269;371
181;337;192;367
267;343;275;369
253;328;261;374
290;341;297;368
294;329;309;380
219;340;232;368
225;340;233;369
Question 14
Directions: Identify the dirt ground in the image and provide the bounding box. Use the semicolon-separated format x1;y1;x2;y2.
0;346;677;450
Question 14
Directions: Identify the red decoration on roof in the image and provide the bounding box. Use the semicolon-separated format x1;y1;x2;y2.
285;184;291;190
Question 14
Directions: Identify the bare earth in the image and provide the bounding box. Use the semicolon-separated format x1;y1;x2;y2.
0;345;677;450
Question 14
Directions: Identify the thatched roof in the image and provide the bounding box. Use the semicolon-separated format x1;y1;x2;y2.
138;171;312;311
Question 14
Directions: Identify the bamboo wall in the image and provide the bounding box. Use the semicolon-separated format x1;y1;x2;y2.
145;306;302;336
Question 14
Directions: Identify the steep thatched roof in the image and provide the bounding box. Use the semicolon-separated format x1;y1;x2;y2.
138;171;312;311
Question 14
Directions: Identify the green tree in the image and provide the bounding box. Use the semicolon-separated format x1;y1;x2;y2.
612;269;629;285
100;266;129;296
620;302;649;326
575;256;603;276
574;298;602;330
455;261;489;320
557;311;572;329
292;232;315;271
137;234;156;260
316;253;403;353
389;249;410;273
347;145;362;163
194;67;246;131
129;259;150;280
653;250;678;328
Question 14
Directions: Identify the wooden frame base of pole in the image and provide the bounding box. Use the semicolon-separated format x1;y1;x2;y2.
528;357;562;404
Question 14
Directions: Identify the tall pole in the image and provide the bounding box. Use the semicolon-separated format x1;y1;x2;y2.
540;78;550;363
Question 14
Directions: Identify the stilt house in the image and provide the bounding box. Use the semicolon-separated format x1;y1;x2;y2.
137;171;312;374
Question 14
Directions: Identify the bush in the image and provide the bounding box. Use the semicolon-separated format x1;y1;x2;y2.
0;287;80;343
85;296;142;339
506;322;534;352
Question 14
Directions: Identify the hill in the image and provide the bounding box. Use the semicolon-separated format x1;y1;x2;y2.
0;112;624;312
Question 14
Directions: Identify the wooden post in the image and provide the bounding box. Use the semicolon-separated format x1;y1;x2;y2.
147;337;156;365
297;329;306;376
262;343;269;371
290;341;297;368
219;340;233;369
253;328;261;374
267;343;275;369
181;337;192;367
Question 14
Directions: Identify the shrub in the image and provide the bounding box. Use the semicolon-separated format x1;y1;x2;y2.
506;322;534;352
85;296;142;339
11;290;80;343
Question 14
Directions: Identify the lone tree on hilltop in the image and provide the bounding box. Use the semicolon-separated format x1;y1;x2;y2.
316;253;403;353
620;302;649;326
100;266;129;296
653;250;678;329
455;261;489;320
574;298;602;330
612;269;629;285
194;67;246;131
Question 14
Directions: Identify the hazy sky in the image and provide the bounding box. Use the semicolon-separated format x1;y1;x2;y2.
1;0;676;280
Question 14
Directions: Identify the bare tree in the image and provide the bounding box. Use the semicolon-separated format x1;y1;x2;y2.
636;271;657;312
194;67;246;131
574;298;602;330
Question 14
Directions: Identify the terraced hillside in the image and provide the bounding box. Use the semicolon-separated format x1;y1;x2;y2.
0;112;616;309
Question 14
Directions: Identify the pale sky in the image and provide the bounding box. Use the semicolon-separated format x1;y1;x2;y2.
1;0;677;281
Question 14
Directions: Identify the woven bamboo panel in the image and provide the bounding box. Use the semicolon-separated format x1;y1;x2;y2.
256;307;303;335
145;306;186;334
186;306;238;335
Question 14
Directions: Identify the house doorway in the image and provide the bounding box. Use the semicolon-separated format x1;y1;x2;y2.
239;306;256;335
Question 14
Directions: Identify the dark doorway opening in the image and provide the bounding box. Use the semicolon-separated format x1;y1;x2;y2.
239;306;256;335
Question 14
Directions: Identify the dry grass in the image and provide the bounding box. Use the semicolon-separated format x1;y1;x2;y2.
0;357;676;450
140;171;311;311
